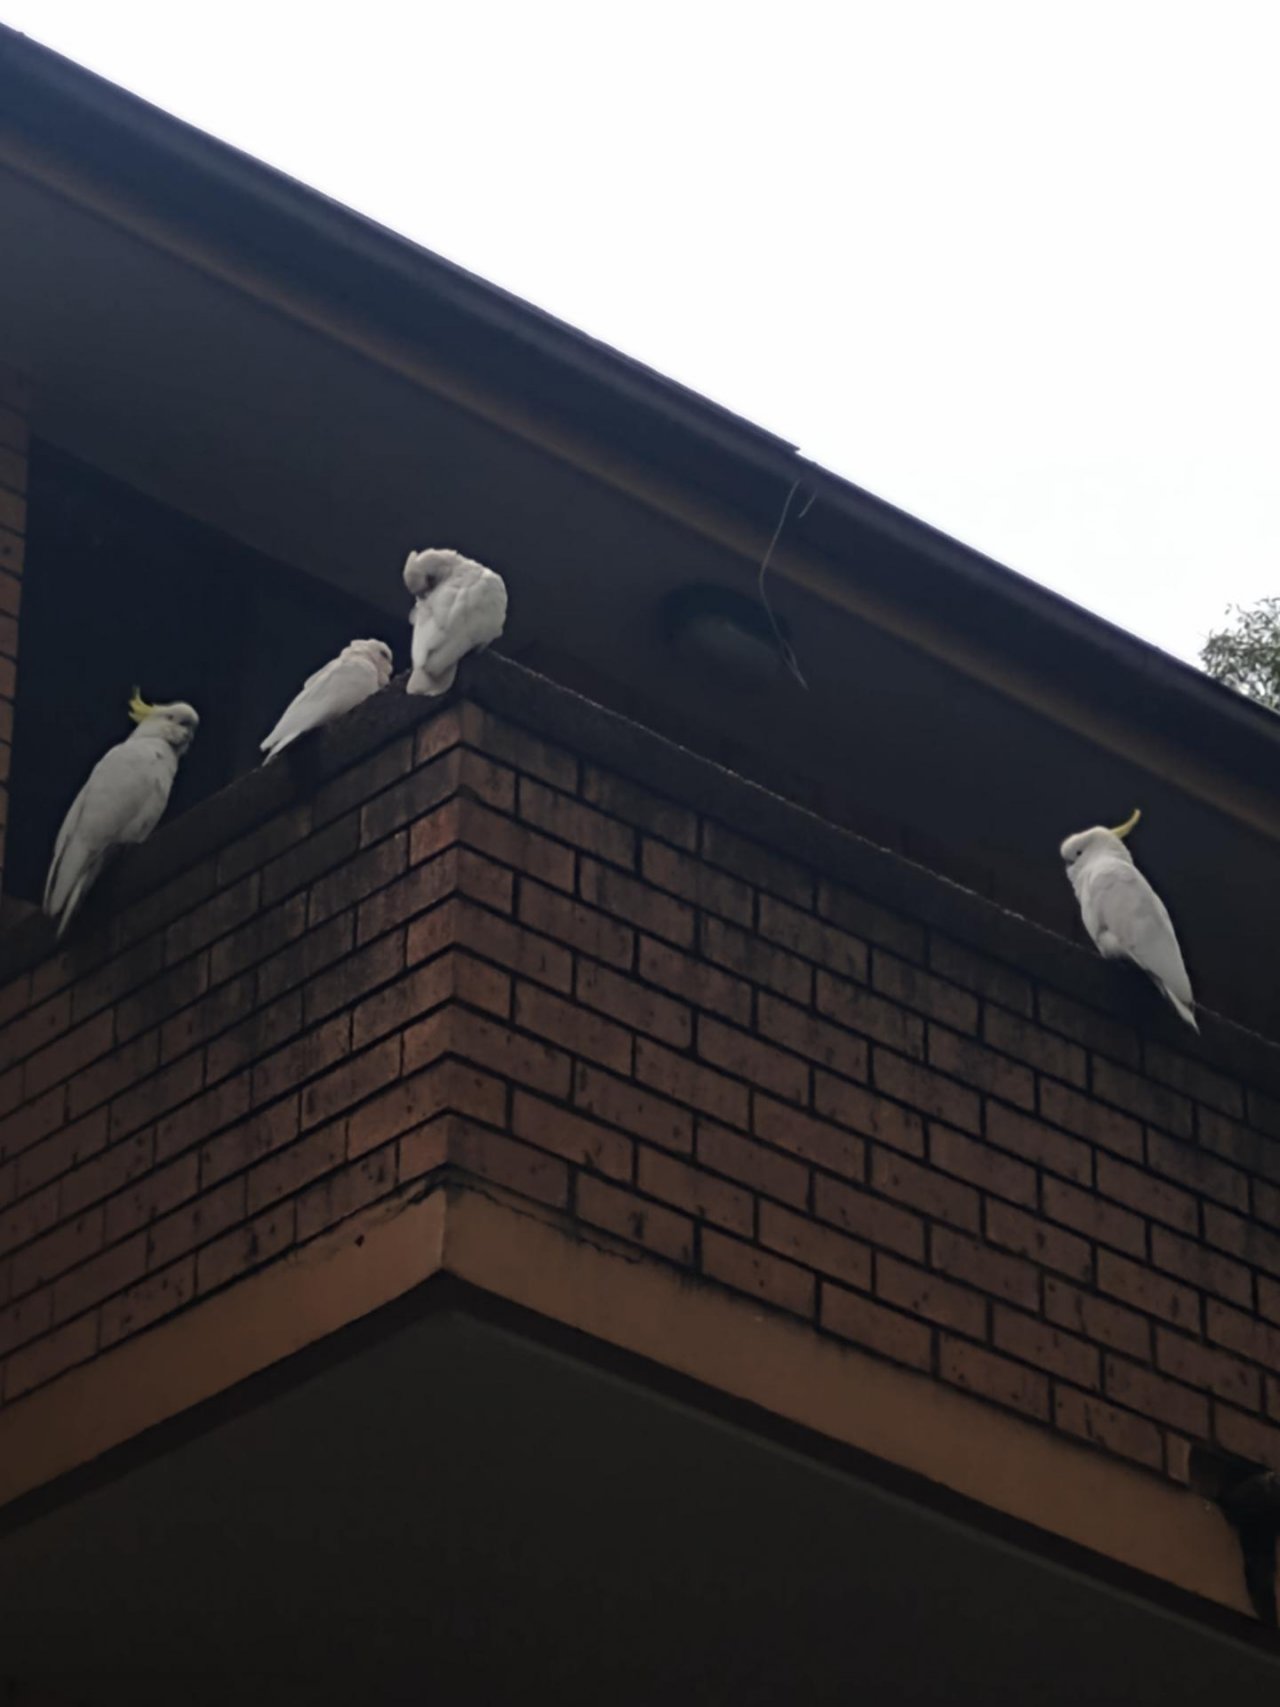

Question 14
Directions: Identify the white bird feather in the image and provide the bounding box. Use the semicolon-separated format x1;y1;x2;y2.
403;548;507;697
44;693;199;940
1060;810;1197;1031
260;639;394;763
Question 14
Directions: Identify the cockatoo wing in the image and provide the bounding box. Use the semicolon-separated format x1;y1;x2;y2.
260;651;383;761
44;742;176;935
1083;861;1196;1028
408;568;508;696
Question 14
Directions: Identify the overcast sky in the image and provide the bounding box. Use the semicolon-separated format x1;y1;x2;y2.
3;1;1277;667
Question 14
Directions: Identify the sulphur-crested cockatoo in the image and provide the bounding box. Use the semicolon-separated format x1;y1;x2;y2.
260;638;394;763
403;548;507;696
43;691;199;940
1060;809;1197;1031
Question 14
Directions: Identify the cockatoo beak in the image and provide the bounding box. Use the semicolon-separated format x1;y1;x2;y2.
1109;808;1142;839
127;688;155;724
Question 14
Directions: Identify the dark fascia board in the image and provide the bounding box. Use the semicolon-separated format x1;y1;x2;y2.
3;26;1280;786
4;652;1280;1111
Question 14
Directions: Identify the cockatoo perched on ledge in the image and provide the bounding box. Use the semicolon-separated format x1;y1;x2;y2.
1060;809;1198;1030
403;548;507;696
260;638;394;763
43;690;199;940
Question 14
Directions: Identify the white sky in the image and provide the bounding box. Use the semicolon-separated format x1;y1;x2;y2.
3;0;1277;667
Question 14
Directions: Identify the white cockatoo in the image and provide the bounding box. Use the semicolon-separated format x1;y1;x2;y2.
259;638;394;763
1060;809;1197;1031
43;691;199;940
403;548;507;696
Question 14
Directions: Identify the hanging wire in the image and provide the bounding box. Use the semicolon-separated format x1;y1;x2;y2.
756;477;814;689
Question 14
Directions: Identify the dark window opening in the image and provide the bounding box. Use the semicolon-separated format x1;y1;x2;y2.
4;445;393;907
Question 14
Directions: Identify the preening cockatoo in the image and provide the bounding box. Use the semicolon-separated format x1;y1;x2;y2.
403;548;507;696
1060;809;1198;1031
260;639;394;763
43;691;199;941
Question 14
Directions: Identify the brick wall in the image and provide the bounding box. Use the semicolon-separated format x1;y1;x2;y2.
2;664;1280;1493
0;363;26;893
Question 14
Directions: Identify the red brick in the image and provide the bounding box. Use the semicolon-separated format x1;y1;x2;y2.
983;1104;1090;1186
871;1150;980;1233
1055;1385;1162;1469
1105;1354;1208;1434
752;1095;864;1181
705;822;811;908
15;1105;107;1196
872;951;977;1033
345;1061;458;1158
577;1175;694;1263
357;849;480;944
146;1178;246;1269
199;1099;300;1189
446;1120;569;1209
755;997;867;1090
486;716;579;793
121;956;213;1053
444;1009;573;1098
698;1122;807;1207
0;969;31;1030
812;1071;924;1157
248;1122;346;1212
23;1008;114;1100
701;915;811;1005
262;812;361;907
216;803;313;888
929;1125;1035;1206
1036;989;1140;1068
877;1255;986;1337
927;1026;1033;1111
68;1032;159;1122
636;1147;752;1235
573;1063;692;1154
1215;1404;1280;1472
814;1174;925;1261
312;735;411;827
1044;1277;1150;1360
249;1016;352;1108
514;982;634;1074
446;898;573;993
197;1203;295;1292
109;1051;205;1143
581;765;694;847
983;1006;1086;1087
1042;1176;1145;1258
814;970;921;1059
758;895;868;981
579;858;693;947
0;1289;52;1358
816;877;921;958
759;1200;871;1289
1155;1327;1259;1408
164;874;260;966
105;1153;199;1242
701;1229;814;1317
993;1307;1100;1387
511;1091;633;1180
519;880;634;969
211;899;309;995
1147;1131;1248;1211
699;1014;808;1104
100;1257;194;1349
60;1131;154;1220
1095;1153;1196;1235
4;1312;98;1401
199;985;293;1085
413;704;474;765
52;1233;146;1324
931;1226;1039;1309
1097;1249;1199;1332
357;748;466;845
1150;1225;1250;1308
155;1073;252;1161
637;936;752;1027
576;959;691;1048
1207;1301;1280;1372
939;1335;1049;1420
635;1040;748;1128
519;777;634;867
348;956;451;1049
872;1049;980;1136
1259;1276;1280;1330
1039;1080;1141;1161
1145;1042;1243;1120
1;988;71;1067
452;798;575;892
307;831;408;929
310;932;409;1034
986;1201;1091;1282
821;1282;933;1371
395;1113;451;1184
1093;1057;1192;1138
10;1209;103;1297
1198;1108;1273;1178
642;838;752;926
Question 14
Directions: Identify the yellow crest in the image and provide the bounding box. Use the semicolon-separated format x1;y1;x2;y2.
127;687;156;724
1108;808;1141;839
